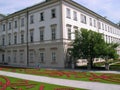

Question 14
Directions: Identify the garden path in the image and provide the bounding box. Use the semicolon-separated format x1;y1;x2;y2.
0;71;120;90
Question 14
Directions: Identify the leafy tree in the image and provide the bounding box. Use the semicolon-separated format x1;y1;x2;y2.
70;28;119;69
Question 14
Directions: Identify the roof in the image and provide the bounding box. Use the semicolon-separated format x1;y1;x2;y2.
0;0;120;29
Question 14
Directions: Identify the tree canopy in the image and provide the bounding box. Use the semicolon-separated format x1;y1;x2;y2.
70;28;119;69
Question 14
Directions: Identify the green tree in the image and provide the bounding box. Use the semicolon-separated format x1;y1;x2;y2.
70;28;119;69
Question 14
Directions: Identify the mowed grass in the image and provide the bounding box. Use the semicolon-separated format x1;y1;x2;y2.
0;75;84;90
0;67;120;85
110;63;120;71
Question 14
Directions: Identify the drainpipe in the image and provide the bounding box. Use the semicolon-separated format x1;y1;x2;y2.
26;10;29;67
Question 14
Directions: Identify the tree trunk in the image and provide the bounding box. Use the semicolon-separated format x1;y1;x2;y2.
87;58;93;70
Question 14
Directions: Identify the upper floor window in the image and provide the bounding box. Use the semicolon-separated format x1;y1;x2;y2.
8;22;12;30
94;19;96;27
67;25;72;40
98;22;101;29
73;11;77;21
2;36;5;46
8;34;11;45
14;34;17;44
30;15;34;24
40;27;44;41
14;21;17;28
81;14;87;24
105;25;107;31
66;8;71;19
89;18;92;26
21;33;24;44
2;24;5;31
40;12;44;21
21;18;24;27
51;24;57;40
51;9;56;18
30;30;34;43
102;23;104;30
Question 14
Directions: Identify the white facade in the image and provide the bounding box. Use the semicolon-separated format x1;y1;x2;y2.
0;0;120;68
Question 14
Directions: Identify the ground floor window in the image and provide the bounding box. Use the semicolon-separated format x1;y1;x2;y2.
51;52;56;63
29;51;34;63
40;52;44;63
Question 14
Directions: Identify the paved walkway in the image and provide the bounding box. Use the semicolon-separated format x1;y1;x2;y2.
0;71;120;90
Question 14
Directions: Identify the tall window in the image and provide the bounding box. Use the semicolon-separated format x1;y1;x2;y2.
13;52;17;63
66;8;71;19
30;31;34;42
40;27;44;41
40;12;44;21
14;21;17;28
81;14;87;24
98;22;101;29
8;34;11;45
67;25;71;40
21;33;24;44
40;53;44;63
51;25;56;40
8;22;12;30
89;18;92;26
102;23;104;30
94;19;96;27
21;18;24;27
51;9;56;18
2;24;5;31
20;52;24;63
14;34;17;44
30;15;34;24
2;36;5;46
73;11;77;20
29;51;34;63
52;52;56;63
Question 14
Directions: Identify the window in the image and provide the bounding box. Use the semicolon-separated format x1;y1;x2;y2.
29;51;34;63
21;18;24;27
66;8;71;19
105;25;107;31
40;12;44;21
51;25;56;40
8;56;11;63
20;52;24;63
51;9;56;18
14;21;17;28
14;35;17;44
2;24;5;31
8;34;11;45
52;52;56;63
13;52;17;63
21;33;24;44
73;11;77;20
40;27;44;41
89;18;92;26
40;53;44;63
8;22;12;30
94;19;96;27
98;22;101;29
81;14;87;24
30;31;34;42
2;36;5;46
67;25;71;40
102;23;104;30
30;15;34;24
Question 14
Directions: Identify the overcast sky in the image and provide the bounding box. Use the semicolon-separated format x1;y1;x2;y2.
0;0;119;23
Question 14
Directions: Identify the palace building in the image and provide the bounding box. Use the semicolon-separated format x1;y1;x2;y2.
0;0;120;68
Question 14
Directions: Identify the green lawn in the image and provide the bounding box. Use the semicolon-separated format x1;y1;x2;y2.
110;63;120;70
0;67;120;85
0;75;84;90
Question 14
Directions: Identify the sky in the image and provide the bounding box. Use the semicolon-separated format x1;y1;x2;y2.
0;0;119;23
